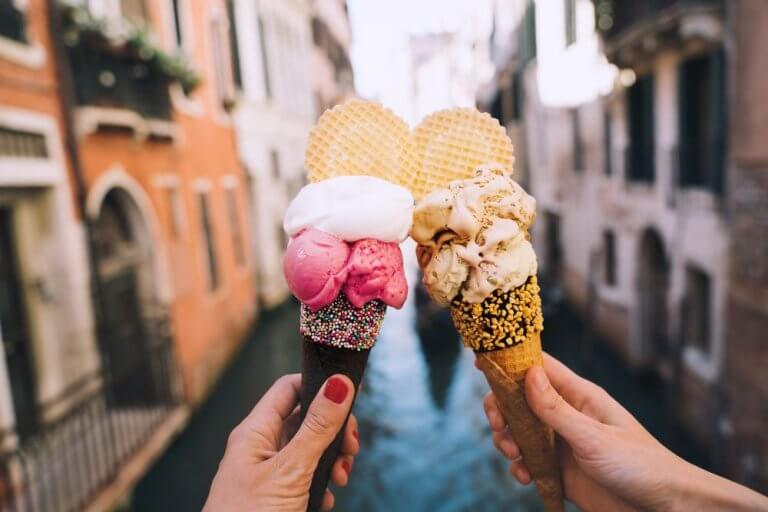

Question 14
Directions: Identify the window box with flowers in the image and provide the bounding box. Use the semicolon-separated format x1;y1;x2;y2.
61;3;201;122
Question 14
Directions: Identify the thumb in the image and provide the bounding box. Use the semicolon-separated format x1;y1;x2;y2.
525;365;601;446
284;375;354;465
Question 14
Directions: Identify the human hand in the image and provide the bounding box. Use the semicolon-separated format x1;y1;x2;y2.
483;354;768;512
204;374;358;511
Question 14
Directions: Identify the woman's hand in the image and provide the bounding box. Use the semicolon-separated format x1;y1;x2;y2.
204;374;358;511
483;354;768;512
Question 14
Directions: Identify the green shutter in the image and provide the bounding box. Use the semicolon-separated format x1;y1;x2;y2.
709;48;726;195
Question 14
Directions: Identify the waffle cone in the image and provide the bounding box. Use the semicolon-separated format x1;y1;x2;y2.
412;108;514;199
450;278;564;512
475;338;564;512
304;99;417;190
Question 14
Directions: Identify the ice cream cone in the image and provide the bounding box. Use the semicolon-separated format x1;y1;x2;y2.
293;100;415;511
451;277;564;512
409;106;563;510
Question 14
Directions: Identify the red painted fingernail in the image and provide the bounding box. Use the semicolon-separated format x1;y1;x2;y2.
342;460;351;475
324;377;348;404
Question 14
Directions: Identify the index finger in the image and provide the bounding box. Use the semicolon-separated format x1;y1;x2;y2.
542;353;634;427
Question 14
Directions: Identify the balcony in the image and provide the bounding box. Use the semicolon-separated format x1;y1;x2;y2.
0;0;26;44
594;0;724;66
69;42;173;121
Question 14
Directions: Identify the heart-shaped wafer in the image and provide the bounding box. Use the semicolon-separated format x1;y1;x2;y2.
304;99;417;190
412;108;514;199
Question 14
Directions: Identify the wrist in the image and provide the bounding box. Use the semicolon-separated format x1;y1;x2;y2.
666;457;768;512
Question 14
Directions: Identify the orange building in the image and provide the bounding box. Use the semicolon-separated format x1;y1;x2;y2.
63;0;256;401
0;0;256;509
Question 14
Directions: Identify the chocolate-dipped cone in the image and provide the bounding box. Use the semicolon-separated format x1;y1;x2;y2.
451;277;564;512
297;295;385;511
299;338;370;511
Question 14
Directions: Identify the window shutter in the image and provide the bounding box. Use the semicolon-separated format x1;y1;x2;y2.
677;61;688;187
709;48;726;195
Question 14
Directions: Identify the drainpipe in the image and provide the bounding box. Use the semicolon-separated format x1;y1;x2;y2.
45;0;111;374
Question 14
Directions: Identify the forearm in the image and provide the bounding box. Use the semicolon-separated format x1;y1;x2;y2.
668;458;768;512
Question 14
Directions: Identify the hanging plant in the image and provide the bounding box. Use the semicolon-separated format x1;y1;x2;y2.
60;2;201;94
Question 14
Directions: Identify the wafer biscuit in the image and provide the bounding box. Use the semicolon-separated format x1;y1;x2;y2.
412;108;514;199
305;99;417;190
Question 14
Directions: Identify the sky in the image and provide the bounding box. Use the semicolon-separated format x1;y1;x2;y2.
346;0;482;122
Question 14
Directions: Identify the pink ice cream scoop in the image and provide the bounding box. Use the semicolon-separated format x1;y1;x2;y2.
283;228;350;311
344;239;408;309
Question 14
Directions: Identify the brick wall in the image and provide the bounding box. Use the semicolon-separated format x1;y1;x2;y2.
721;0;768;492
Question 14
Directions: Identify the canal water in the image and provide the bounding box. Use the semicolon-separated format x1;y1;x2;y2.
132;274;706;511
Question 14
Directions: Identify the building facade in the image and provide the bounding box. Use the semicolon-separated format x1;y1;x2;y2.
67;0;256;402
0;0;259;509
230;0;315;308
0;0;98;440
230;0;355;308
311;0;354;116
487;0;768;492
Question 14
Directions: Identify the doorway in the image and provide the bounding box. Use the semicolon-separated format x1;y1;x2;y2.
636;229;670;365
0;208;38;438
93;190;160;406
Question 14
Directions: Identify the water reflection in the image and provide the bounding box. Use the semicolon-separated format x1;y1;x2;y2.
415;280;462;410
335;263;541;511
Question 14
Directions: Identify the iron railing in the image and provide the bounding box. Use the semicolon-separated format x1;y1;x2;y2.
0;318;181;512
0;0;26;44
67;39;173;120
596;0;723;42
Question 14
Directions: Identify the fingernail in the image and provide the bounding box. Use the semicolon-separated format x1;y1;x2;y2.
353;429;359;441
489;410;502;429
342;459;351;475
531;367;549;392
324;376;349;404
500;440;517;459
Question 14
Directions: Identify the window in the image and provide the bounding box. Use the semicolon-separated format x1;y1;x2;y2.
682;265;712;355
226;0;243;90
211;15;235;109
521;1;536;63
571;109;584;173
0;127;48;158
0;0;27;43
225;188;245;266
627;74;655;183
544;212;562;283
603;231;616;286
511;71;524;122
603;110;612;176
678;49;726;194
164;187;183;239
258;15;272;99
564;0;577;46
198;192;220;290
270;149;280;180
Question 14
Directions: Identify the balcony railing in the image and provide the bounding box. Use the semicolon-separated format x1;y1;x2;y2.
68;41;173;121
0;0;27;43
596;0;723;43
0;317;181;512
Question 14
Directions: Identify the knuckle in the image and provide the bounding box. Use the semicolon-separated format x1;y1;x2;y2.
541;391;564;415
275;374;297;389
226;426;245;449
304;409;332;436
